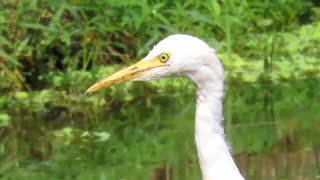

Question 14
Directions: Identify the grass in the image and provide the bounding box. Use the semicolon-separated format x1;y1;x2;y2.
1;79;320;179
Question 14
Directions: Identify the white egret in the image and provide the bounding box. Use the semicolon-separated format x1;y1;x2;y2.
86;34;245;180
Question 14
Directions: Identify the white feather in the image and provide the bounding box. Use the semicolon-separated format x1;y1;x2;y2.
138;34;245;180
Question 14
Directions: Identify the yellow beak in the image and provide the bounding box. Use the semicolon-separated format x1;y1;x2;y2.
86;57;166;93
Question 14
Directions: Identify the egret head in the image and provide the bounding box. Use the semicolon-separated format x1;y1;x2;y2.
86;34;222;93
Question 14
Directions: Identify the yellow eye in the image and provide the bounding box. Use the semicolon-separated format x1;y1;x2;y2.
158;53;170;63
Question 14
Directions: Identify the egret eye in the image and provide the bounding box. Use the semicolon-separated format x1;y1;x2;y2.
159;53;170;63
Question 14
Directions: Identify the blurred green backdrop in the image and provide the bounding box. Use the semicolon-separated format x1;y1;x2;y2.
0;0;320;179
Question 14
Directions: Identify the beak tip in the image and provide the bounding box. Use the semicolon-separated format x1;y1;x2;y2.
85;86;95;94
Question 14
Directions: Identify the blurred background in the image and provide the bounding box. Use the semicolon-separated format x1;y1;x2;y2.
0;0;320;179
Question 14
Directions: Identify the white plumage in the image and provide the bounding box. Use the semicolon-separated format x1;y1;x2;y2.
87;34;245;180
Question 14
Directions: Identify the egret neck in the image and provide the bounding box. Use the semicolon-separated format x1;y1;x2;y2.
85;34;245;180
186;52;244;180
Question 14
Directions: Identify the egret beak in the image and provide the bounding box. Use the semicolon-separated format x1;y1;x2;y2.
86;57;165;93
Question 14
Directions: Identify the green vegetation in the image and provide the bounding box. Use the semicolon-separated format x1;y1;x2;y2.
1;0;320;179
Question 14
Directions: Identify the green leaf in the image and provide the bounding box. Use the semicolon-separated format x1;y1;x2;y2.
62;127;74;137
0;113;10;127
53;76;63;87
16;37;30;54
210;0;221;17
0;50;21;67
93;132;110;142
0;36;13;48
15;91;29;100
19;22;57;32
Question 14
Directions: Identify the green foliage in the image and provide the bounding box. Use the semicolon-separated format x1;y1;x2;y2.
0;113;10;127
0;0;320;179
